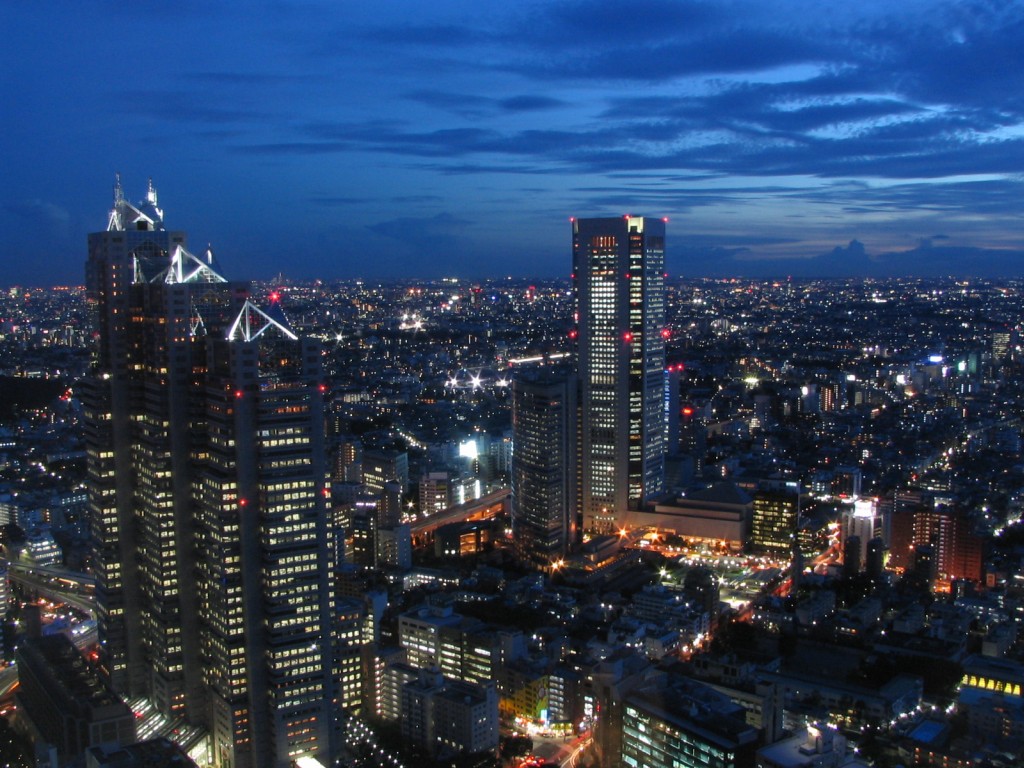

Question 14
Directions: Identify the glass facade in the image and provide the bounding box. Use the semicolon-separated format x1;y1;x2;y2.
573;217;667;532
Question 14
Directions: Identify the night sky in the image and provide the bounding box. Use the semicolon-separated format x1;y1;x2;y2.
3;1;1024;285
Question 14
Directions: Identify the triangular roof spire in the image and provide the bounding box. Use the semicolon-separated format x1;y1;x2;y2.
150;244;228;285
227;299;299;342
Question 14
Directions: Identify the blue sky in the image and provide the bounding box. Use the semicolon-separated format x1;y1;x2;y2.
3;0;1024;284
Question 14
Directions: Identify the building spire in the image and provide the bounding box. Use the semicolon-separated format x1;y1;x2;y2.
108;173;125;231
147;177;158;206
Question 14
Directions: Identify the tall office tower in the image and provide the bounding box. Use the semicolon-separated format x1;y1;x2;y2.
197;330;334;768
83;179;335;768
511;365;577;569
572;216;667;532
83;176;219;713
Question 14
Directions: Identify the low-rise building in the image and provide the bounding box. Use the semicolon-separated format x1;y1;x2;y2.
622;674;759;768
16;635;135;764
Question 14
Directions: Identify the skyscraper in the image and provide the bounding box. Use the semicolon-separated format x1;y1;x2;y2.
83;179;335;768
511;365;576;569
572;216;667;532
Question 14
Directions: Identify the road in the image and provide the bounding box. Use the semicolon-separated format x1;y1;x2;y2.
564;737;592;768
8;566;96;617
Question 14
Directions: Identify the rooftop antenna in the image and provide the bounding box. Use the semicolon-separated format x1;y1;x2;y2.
147;177;158;205
108;172;125;231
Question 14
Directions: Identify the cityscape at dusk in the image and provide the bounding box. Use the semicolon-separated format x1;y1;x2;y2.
2;3;1024;768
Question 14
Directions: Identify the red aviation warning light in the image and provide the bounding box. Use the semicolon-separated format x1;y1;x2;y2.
568;328;578;339
661;328;672;340
623;331;633;343
269;291;281;303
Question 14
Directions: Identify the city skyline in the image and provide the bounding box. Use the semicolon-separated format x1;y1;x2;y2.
4;1;1024;285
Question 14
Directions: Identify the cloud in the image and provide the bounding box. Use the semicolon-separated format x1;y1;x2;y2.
10;1;1024;282
118;89;269;125
301;2;1024;188
181;71;312;85
496;95;564;112
677;233;802;248
404;91;564;118
359;22;484;47
4;199;72;230
873;244;1024;277
368;212;470;239
404;90;491;119
363;213;478;274
675;237;1024;278
309;196;371;206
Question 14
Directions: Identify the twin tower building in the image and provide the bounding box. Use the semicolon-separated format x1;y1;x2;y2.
83;179;333;768
83;180;668;768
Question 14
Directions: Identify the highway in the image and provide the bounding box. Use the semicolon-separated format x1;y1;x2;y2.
7;566;96;617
